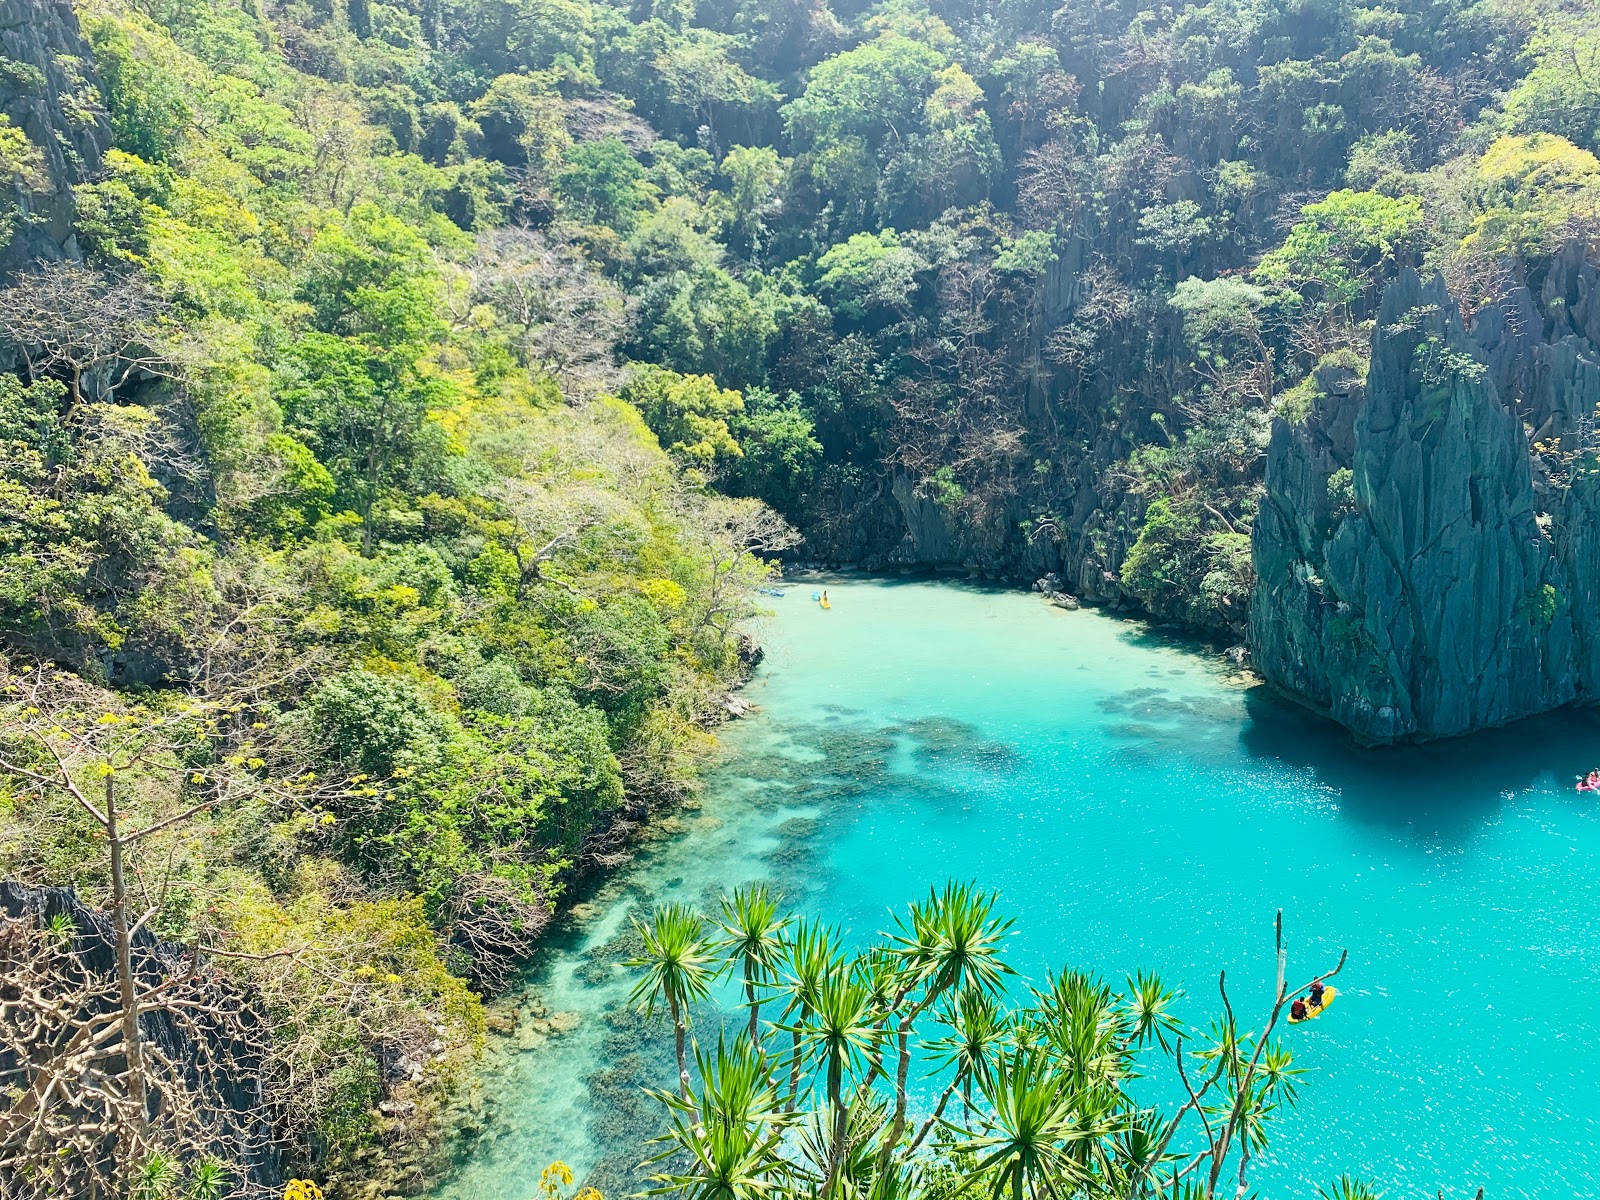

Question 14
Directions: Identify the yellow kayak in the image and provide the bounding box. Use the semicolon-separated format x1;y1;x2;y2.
1288;987;1338;1024
820;598;831;609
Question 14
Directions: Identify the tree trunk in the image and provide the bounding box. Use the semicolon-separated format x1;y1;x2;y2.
786;1008;806;1112
105;778;150;1142
822;1057;847;1195
908;1078;959;1153
744;953;760;1042
877;992;936;1173
671;994;690;1101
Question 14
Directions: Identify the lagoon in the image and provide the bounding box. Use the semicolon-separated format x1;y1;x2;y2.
435;578;1600;1200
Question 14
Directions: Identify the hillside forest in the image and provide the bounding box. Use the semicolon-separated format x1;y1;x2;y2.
0;0;1596;1192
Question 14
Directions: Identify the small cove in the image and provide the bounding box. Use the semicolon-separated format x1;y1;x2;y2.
433;578;1600;1200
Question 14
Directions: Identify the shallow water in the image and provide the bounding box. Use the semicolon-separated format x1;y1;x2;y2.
434;579;1600;1200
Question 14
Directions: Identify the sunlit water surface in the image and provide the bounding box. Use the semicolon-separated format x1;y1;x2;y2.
433;579;1600;1200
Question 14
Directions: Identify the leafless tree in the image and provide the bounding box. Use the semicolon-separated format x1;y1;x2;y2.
1017;137;1095;232
0;680;220;1166
440;872;552;991
462;227;627;397
0;903;279;1200
0;657;434;1189
490;475;637;598
0;262;173;413
677;494;799;643
184;555;336;704
1129;911;1347;1200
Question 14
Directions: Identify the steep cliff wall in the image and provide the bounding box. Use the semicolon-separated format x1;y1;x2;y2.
806;240;1196;629
1252;255;1600;743
0;0;109;277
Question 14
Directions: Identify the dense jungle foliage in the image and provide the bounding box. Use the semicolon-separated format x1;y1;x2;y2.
170;0;1599;640
0;0;1596;1191
135;0;1594;636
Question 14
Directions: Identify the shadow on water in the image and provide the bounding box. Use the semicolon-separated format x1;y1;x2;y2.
1112;617;1232;656
1238;686;1600;844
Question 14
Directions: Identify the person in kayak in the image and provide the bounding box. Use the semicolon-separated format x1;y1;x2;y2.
1291;998;1308;1021
1584;770;1600;791
1309;980;1326;1008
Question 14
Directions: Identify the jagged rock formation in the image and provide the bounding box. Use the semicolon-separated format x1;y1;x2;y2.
805;239;1190;627
1252;253;1600;743
0;0;109;278
0;881;286;1193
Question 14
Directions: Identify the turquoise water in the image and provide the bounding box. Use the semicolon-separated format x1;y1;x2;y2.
436;579;1600;1200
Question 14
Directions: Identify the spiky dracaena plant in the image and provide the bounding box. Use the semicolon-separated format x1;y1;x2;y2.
627;903;722;1100
717;884;792;1041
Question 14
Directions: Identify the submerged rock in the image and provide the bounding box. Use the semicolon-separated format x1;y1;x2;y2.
484;1009;519;1036
1252;257;1600;743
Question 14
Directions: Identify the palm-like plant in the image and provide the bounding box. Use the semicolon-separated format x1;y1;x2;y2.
1110;1106;1179;1197
879;883;1014;1169
130;1153;181;1200
889;882;1015;998
1122;970;1183;1052
957;1048;1092;1200
718;884;792;1041
911;986;1009;1151
777;919;843;1111
1031;970;1129;1098
627;903;722;1099
1191;1016;1304;1197
624;894;1344;1200
796;969;884;1193
186;1158;229;1200
1316;1175;1383;1200
792;1089;892;1200
645;1035;795;1200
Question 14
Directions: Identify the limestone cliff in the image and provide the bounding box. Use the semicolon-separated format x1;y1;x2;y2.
1252;255;1600;743
803;238;1195;629
0;0;109;277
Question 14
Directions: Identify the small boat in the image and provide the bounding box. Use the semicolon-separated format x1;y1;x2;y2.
758;586;786;598
820;598;831;609
1288;987;1338;1024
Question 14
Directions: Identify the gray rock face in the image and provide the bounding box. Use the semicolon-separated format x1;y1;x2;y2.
0;0;109;277
1252;257;1600;743
798;240;1213;631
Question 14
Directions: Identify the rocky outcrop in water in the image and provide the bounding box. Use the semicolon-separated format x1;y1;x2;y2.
0;0;109;278
1252;252;1600;743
